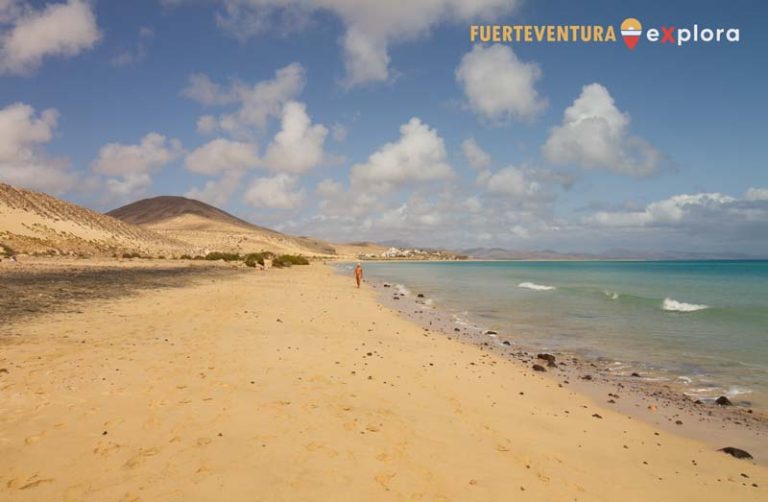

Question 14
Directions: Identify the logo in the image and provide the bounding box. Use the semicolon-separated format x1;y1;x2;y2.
620;18;642;50
469;19;740;51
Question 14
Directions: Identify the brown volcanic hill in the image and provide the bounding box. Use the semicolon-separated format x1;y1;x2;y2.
108;196;337;256
0;183;187;256
107;196;275;233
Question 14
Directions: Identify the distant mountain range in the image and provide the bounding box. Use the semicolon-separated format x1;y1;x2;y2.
462;247;765;261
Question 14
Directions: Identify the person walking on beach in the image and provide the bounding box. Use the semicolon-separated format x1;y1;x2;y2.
354;262;364;288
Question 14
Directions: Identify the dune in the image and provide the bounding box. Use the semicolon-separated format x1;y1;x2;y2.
0;261;764;500
0;183;186;256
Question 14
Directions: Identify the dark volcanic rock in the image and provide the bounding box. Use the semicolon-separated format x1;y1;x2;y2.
631;372;641;377
502;341;511;346
532;364;546;372
537;353;556;363
581;375;593;381
484;330;498;335
715;396;733;406
718;447;753;460
417;293;424;298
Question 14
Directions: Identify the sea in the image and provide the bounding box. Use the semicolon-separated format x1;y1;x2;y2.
353;260;768;410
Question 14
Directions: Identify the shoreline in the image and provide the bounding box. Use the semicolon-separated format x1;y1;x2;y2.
1;260;766;499
354;270;768;464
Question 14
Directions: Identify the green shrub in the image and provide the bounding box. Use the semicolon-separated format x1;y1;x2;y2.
204;252;242;262
0;244;14;257
122;252;142;259
277;254;309;266
179;254;192;260
244;252;266;266
271;257;289;268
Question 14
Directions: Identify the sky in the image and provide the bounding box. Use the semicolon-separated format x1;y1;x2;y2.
1;0;767;254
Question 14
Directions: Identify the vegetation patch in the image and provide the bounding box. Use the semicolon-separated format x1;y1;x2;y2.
273;254;310;267
204;252;242;262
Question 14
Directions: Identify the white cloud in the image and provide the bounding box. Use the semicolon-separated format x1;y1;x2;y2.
196;115;218;134
315;177;379;218
91;132;183;201
244;173;304;209
185;170;244;207
93;133;183;176
0;0;100;75
476;166;542;199
0;102;76;194
584;192;767;235
456;44;546;121
461;137;491;170
745;187;768;202
112;26;154;67
183;62;305;136
543;83;661;176
185;138;259;175
176;0;518;87
104;173;152;198
351;117;453;188
262;101;327;174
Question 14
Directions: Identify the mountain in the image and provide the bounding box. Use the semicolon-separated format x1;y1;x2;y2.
107;196;336;256
463;247;764;261
0;183;185;256
462;248;593;260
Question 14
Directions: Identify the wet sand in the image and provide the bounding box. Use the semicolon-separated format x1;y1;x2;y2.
372;279;768;464
0;261;766;500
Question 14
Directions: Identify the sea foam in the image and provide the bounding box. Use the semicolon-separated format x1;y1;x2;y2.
518;282;556;291
662;297;709;312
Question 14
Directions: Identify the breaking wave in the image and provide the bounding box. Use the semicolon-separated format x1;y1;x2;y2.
662;297;709;312
518;282;556;291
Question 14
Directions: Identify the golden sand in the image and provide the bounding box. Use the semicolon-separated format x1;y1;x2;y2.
1;263;765;500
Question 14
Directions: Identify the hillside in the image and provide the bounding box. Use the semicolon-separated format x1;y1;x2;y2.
108;196;337;256
0;183;186;256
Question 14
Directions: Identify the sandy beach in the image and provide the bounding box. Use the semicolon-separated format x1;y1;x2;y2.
1;261;766;501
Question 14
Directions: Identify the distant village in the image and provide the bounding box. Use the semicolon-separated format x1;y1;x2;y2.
358;247;467;261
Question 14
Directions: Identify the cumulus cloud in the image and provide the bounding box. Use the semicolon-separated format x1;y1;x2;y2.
172;0;518;87
185;138;259;175
92;133;183;200
461;137;491;170
584;190;768;242
0;0;100;75
244;173;304;209
745;187;768;201
185;170;244;207
456;44;546;122
476;166;543;200
351;117;453;189
183;62;305;135
0;102;76;193
262;101;328;174
93;133;183;176
543;83;661;176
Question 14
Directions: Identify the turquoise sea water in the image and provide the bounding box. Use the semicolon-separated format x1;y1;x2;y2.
358;261;768;409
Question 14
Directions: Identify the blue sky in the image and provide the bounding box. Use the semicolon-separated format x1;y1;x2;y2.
1;0;766;254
